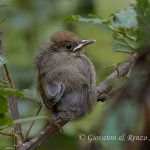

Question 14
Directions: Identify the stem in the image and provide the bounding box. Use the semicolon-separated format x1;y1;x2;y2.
18;121;68;150
108;25;119;32
1;66;7;81
0;82;10;87
123;38;136;49
0;131;14;137
3;64;15;89
0;28;24;145
124;29;136;41
115;65;120;79
24;104;42;141
0;77;9;84
0;115;50;131
97;53;138;101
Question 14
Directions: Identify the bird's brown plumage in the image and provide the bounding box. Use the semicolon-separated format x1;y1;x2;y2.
34;31;97;122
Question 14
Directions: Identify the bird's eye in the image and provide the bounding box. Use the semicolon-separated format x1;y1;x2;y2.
65;44;72;50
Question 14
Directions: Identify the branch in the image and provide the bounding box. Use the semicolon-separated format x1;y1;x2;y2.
18;53;138;150
18;121;68;150
24;104;42;141
96;53;138;102
0;28;24;144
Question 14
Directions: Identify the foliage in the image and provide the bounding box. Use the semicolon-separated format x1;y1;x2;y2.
0;0;150;149
0;88;24;126
62;1;150;149
23;88;40;104
0;88;24;97
63;6;139;53
135;0;150;49
0;95;12;126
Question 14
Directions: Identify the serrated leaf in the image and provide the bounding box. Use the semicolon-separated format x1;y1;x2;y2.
62;8;138;54
0;95;8;114
112;39;136;53
0;116;12;126
62;15;80;23
134;0;150;49
110;6;138;53
0;95;13;126
112;6;138;29
0;88;24;97
62;15;110;25
0;55;8;66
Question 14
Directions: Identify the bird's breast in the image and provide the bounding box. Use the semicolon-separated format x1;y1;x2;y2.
36;51;92;90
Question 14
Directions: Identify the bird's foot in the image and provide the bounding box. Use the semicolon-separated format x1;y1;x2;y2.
49;118;64;132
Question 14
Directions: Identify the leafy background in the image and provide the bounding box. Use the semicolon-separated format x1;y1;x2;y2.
0;0;141;149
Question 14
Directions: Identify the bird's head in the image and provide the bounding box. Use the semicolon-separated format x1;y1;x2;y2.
45;31;96;55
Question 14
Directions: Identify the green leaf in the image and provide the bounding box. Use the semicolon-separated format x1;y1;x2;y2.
62;15;80;23
112;6;138;29
0;114;13;126
0;88;24;97
62;2;150;53
110;7;138;53
62;7;138;54
0;55;8;66
0;95;13;126
0;95;8;114
23;88;40;103
88;14;102;19
0;116;12;126
62;15;110;25
134;0;150;49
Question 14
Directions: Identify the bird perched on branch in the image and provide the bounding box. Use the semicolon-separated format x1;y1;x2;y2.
34;31;97;122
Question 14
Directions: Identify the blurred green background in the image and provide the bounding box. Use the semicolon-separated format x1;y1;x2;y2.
0;0;135;149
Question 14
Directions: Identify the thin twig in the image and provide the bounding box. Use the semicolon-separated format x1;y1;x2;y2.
0;115;50;131
0;28;24;144
0;82;10;87
0;131;14;137
24;104;42;141
0;76;9;84
1;66;7;81
3;64;15;89
96;53;138;102
18;121;68;150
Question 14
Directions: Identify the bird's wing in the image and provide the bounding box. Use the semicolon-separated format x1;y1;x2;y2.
42;81;65;108
52;85;89;121
62;86;89;115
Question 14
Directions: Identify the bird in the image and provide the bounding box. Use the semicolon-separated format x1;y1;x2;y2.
34;31;97;122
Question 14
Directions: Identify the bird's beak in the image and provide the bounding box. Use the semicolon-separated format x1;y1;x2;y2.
73;40;96;52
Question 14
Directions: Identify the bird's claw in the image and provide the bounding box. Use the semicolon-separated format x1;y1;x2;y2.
49;118;64;132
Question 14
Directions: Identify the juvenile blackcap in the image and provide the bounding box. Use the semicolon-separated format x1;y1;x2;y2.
34;31;96;122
